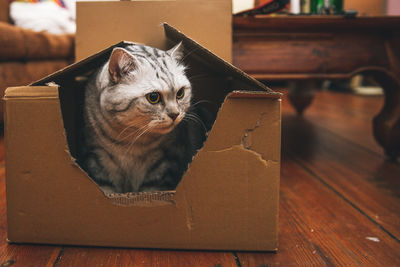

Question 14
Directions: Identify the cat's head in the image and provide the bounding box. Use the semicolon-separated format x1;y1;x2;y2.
100;43;191;137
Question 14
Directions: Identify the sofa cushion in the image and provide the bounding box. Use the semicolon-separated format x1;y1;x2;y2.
0;22;74;61
0;0;8;22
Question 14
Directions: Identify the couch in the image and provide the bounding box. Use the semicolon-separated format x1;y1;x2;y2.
0;0;74;124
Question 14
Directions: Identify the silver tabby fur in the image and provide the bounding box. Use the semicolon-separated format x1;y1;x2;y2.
79;43;206;193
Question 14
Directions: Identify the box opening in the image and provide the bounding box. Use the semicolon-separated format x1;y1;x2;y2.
32;44;235;205
30;24;278;206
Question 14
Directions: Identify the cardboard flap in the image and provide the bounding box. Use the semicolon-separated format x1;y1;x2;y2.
32;24;281;100
163;23;281;96
4;86;59;98
32;41;134;87
229;90;282;99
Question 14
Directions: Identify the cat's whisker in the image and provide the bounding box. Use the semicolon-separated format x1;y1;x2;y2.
115;116;149;138
117;120;149;141
127;124;153;153
117;124;140;140
126;126;148;153
191;100;214;107
188;73;214;81
183;117;206;133
184;113;208;133
122;123;150;142
180;47;201;64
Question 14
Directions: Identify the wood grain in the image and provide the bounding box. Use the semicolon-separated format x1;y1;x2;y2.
233;17;397;78
233;32;390;77
233;16;400;31
238;158;400;266
54;248;238;267
281;90;400;238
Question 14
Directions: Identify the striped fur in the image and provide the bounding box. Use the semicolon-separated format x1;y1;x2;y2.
79;43;207;193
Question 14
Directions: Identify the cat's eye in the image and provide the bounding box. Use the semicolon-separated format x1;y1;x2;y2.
176;88;185;99
146;92;161;104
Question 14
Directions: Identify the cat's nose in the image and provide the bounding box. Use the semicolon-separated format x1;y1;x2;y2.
168;112;179;121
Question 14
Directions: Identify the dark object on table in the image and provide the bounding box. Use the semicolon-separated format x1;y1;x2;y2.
343;9;358;18
315;0;343;14
234;0;289;16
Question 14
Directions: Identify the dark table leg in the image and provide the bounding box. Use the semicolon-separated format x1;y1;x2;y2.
287;80;317;115
370;71;400;160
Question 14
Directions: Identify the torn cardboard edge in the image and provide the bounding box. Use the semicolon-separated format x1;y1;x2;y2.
241;111;268;151
101;89;278;206
4;23;281;207
107;190;176;207
102;89;277;206
4;88;276;207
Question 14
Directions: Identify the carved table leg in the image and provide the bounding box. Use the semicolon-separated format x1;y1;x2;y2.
287;80;317;115
370;71;400;160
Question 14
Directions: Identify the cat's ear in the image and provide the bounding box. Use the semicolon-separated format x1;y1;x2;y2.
108;48;137;83
167;42;184;61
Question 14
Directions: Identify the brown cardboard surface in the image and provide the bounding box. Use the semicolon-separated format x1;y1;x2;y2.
5;90;280;250
76;0;232;62
4;25;280;251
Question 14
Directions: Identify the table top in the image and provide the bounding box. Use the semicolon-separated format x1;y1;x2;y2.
232;15;400;81
233;15;400;31
0;90;399;266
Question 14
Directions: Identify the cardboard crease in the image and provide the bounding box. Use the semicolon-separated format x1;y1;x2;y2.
241;112;268;150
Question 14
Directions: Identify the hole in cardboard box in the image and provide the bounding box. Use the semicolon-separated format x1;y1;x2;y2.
32;22;275;205
35;41;236;203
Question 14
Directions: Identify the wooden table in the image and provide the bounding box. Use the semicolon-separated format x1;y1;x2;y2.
233;16;400;159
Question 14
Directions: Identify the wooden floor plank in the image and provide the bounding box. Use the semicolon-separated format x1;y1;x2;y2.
281;91;400;240
237;157;400;266
54;247;238;267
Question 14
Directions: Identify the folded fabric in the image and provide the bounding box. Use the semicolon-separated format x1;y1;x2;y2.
0;22;74;61
10;1;75;34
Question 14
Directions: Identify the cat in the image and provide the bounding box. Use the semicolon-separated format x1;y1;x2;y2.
78;43;210;194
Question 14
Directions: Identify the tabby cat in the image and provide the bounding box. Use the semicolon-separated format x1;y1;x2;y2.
79;43;209;194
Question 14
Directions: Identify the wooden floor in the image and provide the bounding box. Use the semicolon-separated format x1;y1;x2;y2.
0;89;399;266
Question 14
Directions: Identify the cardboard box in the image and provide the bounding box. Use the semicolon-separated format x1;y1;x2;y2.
4;24;281;251
76;0;233;62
